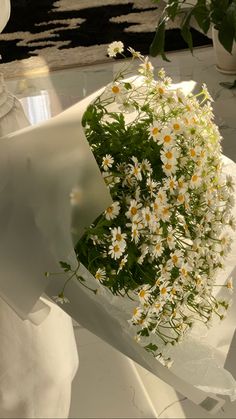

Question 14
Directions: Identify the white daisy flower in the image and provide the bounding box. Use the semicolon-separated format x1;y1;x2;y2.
156;189;168;204
131;223;142;244
126;199;142;219
105;201;120;220
164;176;177;194
141;159;152;173
137;244;149;264
138;57;154;76
149;122;162;141
170;250;184;268
190;173;202;189
151;299;165;315
159;284;172;300
108;241;125;260
179;263;190;279
170;118;183;134
102;154;114;171
127;46;143;59
111;226;127;244
162;160;177;176
107;41;124;57
142;207;153;227
160;205;171;221
158;128;175;148
138;285;152;304
53;294;70;304
161;147;179;164
152;239;164;258
130;160;142;180
166;232;176;250
147;178;158;197
118;254;128;273
95;268;106;281
131;306;143;323
226;277;233;291
177;176;188;193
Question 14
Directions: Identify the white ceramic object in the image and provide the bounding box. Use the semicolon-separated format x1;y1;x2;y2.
212;27;236;75
0;0;10;33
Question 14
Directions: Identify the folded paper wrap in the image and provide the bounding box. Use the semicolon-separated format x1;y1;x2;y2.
1;84;236;414
0;88;111;319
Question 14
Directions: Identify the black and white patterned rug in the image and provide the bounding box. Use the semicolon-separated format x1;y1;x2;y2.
0;0;212;78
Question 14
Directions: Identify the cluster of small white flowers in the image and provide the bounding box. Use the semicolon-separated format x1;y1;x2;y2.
83;42;235;357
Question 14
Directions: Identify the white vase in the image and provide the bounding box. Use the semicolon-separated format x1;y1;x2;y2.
212;27;236;74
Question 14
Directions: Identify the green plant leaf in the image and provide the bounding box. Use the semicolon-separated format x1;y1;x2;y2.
218;2;236;53
193;0;210;34
166;0;180;20
219;79;236;89
149;17;170;61
181;10;193;52
59;261;71;272
144;343;158;353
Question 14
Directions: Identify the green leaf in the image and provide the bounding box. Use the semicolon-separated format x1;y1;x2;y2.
59;261;71;272
219;79;236;89
149;17;170;61
144;343;158;353
124;82;132;90
218;2;236;53
181;10;193;52
166;0;180;20
138;328;149;337
192;0;210;34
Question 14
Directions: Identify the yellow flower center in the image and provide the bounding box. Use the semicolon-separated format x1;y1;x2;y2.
164;135;171;143
114;244;120;253
190;149;196;157
116;233;122;241
152;127;159;136
158;87;164;95
145;213;151;222
165;150;173;159
112;85;120;94
160;287;167;295
192;174;198;182
131;207;138;216
165;162;172;170
133;307;138;316
107;206;113;213
177;194;184;202
173;123;180;130
139;290;146;298
172;255;178;264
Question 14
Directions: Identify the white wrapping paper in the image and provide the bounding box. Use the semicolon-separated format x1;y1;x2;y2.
0;89;111;319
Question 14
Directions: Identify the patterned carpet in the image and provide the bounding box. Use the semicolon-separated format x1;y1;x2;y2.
0;0;212;78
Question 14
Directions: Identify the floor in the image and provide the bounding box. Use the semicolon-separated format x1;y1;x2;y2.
5;45;236;418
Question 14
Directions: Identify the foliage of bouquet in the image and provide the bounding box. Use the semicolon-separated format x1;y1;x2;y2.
57;42;235;360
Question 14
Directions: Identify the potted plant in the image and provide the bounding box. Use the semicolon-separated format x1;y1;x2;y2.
150;0;236;74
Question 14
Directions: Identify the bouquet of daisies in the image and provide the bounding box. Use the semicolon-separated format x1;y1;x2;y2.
59;42;235;361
